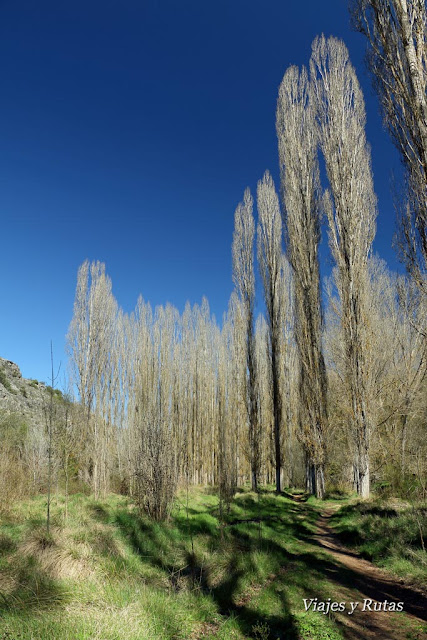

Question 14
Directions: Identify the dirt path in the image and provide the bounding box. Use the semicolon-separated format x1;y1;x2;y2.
311;508;427;640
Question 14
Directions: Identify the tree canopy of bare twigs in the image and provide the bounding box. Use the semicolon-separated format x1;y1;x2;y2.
350;0;427;296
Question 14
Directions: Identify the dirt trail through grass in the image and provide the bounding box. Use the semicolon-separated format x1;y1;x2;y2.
311;506;427;640
1;491;426;640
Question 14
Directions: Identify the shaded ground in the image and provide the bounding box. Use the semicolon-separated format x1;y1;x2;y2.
1;491;426;639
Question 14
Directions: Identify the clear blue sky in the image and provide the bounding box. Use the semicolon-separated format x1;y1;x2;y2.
0;0;403;383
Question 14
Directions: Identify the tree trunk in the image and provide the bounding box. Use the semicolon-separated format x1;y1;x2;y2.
305;456;315;495
353;451;370;498
315;465;325;499
251;468;258;493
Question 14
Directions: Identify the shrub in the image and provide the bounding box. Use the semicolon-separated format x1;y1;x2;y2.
45;386;64;401
135;424;179;522
0;368;13;393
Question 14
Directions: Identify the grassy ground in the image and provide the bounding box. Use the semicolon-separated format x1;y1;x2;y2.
0;488;425;640
329;498;427;590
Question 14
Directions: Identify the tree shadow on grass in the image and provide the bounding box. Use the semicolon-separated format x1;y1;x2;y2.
0;556;67;614
208;537;301;639
87;503;110;523
332;503;398;520
114;505;303;638
115;498;365;639
114;492;427;639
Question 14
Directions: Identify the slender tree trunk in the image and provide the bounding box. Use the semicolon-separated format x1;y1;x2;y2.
272;345;281;493
46;342;55;535
248;318;259;492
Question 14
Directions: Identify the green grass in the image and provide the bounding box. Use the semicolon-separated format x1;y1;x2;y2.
329;498;427;589
2;488;424;639
0;489;350;640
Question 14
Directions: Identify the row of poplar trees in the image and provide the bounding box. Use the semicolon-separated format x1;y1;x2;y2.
66;26;426;513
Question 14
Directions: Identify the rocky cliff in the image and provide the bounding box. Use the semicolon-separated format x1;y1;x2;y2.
0;357;54;431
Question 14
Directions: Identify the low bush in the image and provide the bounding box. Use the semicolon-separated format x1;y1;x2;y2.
0;368;13;393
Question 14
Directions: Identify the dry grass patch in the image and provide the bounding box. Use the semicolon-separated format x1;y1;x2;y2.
18;526;90;581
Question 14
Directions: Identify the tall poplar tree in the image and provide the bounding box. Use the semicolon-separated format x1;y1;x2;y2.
257;171;286;493
232;189;261;491
310;35;377;497
277;65;327;498
351;0;427;295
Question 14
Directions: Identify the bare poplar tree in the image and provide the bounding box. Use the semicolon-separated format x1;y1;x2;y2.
45;342;55;534
134;304;180;520
257;171;286;492
227;291;249;485
67;260;117;498
254;313;274;484
310;35;377;497
277;255;300;488
67;260;97;417
277;65;327;498
194;298;217;485
351;0;427;294
232;189;261;491
217;315;237;514
325;258;426;494
181;302;196;485
373;268;427;482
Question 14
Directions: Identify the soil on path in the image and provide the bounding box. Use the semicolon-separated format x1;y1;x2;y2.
310;506;427;640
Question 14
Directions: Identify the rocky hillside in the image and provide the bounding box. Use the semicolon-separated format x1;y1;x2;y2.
0;357;55;431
